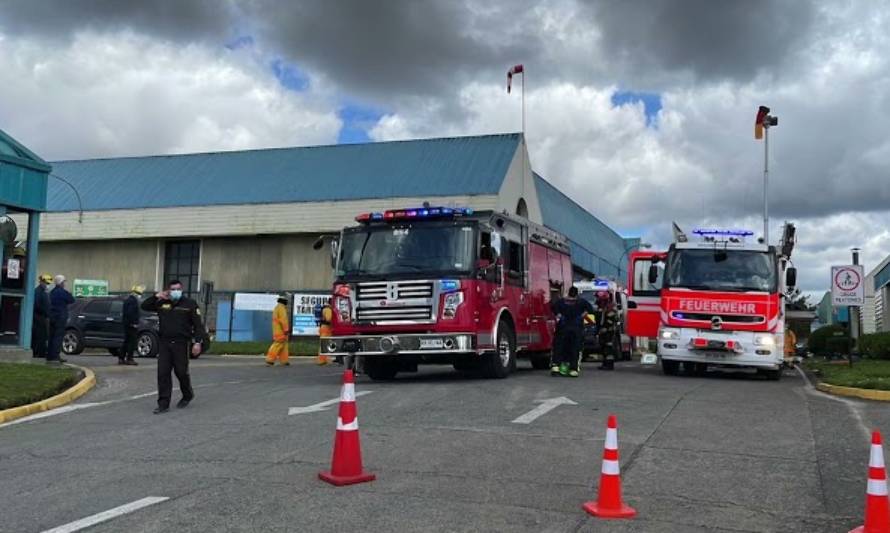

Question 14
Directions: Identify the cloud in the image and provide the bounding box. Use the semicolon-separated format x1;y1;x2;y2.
0;31;342;159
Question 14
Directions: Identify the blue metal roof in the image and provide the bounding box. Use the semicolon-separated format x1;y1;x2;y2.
534;173;631;279
0;128;50;212
47;133;520;212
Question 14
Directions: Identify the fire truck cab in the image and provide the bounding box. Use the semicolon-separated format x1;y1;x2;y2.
627;224;797;379
320;206;574;380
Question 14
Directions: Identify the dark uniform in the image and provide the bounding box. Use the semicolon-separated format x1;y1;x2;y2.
141;294;207;410
551;296;594;372
121;294;141;363
32;283;50;358
48;285;75;362
596;302;620;370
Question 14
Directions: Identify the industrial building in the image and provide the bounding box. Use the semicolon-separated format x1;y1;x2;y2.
864;255;890;334
22;133;636;335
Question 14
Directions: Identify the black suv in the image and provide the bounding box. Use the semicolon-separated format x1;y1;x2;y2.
62;296;161;358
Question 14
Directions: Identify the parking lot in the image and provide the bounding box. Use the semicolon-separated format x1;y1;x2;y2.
1;355;885;533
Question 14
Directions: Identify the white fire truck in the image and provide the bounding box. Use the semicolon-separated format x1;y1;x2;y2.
626;223;797;379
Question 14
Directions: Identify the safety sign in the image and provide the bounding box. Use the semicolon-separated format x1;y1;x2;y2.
831;265;865;307
73;279;109;297
292;293;329;336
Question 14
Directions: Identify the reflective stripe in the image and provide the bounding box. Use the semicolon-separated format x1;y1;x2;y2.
605;428;618;450
871;445;886;468
869;479;889;496
337;417;359;431
601;459;620;476
341;383;355;402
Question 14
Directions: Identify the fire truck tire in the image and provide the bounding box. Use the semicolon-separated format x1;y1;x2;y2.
530;353;551;370
365;359;398;381
661;359;680;376
483;320;516;379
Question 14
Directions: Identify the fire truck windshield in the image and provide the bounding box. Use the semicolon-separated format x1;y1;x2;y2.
664;249;777;292
337;223;475;280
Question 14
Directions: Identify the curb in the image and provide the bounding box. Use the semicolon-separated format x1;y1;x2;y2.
815;381;890;402
0;364;96;424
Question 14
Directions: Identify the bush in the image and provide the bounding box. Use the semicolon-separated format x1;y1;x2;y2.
859;332;890;360
809;325;848;356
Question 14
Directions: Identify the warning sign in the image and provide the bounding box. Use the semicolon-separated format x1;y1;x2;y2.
831;265;865;307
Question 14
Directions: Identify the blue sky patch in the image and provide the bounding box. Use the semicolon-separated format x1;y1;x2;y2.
270;58;310;92
611;91;662;127
337;104;386;144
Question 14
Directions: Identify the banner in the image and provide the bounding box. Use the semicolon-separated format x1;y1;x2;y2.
831;265;865;307
292;293;330;335
233;293;279;312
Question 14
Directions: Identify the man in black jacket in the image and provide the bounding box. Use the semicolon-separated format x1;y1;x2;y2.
141;280;207;414
119;285;143;366
31;274;52;358
550;286;594;377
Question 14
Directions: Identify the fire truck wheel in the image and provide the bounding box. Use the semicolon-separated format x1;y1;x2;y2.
483;319;516;379
661;359;680;376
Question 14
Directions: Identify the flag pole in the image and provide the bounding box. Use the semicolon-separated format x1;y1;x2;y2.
763;124;769;245
521;69;526;202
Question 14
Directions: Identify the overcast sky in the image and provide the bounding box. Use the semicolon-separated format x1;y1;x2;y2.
2;0;888;298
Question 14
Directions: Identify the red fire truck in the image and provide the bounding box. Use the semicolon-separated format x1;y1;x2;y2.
318;206;574;380
626;223;797;379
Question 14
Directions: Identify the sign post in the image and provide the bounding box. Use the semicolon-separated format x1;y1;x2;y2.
831;263;864;366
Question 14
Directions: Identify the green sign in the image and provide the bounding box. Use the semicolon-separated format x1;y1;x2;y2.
73;279;109;297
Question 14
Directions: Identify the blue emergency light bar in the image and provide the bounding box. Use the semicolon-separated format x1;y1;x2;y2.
691;228;754;237
355;207;474;223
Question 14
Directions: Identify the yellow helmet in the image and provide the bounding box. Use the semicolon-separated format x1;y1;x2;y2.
131;285;145;295
40;274;53;283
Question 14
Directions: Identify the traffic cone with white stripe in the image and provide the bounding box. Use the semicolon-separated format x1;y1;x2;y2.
850;431;890;533
318;370;376;486
583;414;637;519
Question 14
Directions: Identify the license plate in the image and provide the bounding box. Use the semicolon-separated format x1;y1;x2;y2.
420;338;444;349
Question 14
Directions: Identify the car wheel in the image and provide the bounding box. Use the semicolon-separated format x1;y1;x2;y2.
482;319;516;379
62;329;84;355
137;332;159;358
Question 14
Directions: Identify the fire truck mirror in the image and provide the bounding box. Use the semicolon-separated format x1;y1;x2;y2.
648;264;659;284
785;267;797;288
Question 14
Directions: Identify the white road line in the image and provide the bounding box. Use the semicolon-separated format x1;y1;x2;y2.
40;496;169;533
511;396;577;424
288;391;374;415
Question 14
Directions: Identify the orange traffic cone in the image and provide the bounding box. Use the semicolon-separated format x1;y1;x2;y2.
850;431;890;533
583;414;636;519
318;370;376;486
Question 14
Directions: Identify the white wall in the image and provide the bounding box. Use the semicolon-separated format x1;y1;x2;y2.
496;136;544;223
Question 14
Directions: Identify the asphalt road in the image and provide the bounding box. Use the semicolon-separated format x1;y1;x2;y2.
1;354;886;533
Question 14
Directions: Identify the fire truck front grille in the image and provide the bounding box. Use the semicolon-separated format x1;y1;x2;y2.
671;312;764;324
355;306;433;322
356;281;435;301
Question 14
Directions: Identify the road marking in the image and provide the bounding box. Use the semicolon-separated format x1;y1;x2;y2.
40;496;169;533
288;391;373;415
511;396;577;424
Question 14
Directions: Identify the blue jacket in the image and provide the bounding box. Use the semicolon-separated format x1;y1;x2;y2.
49;286;76;324
33;284;50;318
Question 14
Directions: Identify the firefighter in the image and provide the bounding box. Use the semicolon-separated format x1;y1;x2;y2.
550;286;594;377
141;280;207;414
784;328;798;367
120;285;143;366
316;299;333;366
266;294;290;366
595;291;620;371
32;274;52;358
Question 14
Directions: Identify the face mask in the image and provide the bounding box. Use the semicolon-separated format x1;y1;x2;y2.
170;289;183;301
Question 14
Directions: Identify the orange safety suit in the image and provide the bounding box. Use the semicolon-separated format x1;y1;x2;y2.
266;302;290;365
784;329;797;360
317;305;333;365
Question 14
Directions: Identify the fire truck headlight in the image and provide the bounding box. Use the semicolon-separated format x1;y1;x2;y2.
754;335;776;347
336;297;351;322
442;291;464;319
660;329;679;340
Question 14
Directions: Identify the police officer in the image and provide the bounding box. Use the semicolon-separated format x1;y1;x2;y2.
141;280;207;414
595;291;620;371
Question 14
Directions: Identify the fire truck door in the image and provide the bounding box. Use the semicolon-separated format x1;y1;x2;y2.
626;251;663;338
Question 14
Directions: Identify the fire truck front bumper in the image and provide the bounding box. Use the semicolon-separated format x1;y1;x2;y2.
657;328;783;370
320;333;477;357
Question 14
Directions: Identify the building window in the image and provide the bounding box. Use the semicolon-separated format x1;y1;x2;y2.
164;240;200;296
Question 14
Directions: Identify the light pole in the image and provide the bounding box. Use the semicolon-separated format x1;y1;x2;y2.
850;247;861;359
756;106;778;244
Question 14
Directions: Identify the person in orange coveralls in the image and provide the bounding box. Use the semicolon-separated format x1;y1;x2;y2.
266;294;290;366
